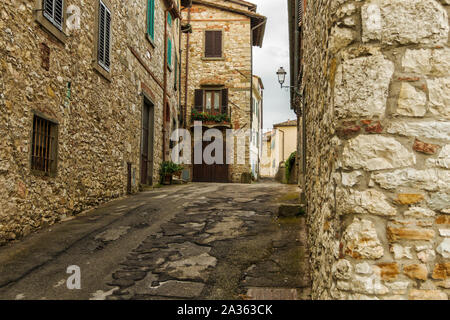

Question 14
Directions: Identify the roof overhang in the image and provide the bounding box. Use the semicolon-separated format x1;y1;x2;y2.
181;0;192;8
192;0;266;47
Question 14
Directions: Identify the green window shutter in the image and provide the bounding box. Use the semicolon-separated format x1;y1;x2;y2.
168;12;172;26
167;38;172;67
147;0;155;40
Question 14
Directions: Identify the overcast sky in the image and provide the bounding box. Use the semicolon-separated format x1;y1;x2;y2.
252;0;296;130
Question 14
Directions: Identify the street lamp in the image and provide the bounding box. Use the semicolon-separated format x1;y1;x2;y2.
276;67;301;97
276;67;287;88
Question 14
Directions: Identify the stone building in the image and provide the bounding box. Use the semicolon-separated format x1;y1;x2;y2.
180;0;266;183
289;0;450;299
0;0;191;244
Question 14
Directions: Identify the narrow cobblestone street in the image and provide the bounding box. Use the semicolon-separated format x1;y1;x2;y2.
0;181;310;300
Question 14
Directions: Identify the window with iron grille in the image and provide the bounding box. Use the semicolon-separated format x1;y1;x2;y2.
31;115;58;174
43;0;64;31
205;30;222;58
97;0;112;72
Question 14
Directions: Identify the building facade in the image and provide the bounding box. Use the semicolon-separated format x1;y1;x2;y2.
0;0;190;244
289;0;450;300
180;0;266;183
250;75;263;179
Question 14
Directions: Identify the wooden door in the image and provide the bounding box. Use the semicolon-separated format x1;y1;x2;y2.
193;131;229;183
141;100;154;185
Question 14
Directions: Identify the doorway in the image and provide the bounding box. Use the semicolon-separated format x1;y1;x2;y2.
141;98;154;185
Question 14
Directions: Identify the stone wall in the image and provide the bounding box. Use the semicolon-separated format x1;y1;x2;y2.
0;0;181;244
302;0;450;299
180;1;255;182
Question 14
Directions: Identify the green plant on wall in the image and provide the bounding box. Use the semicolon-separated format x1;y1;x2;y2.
159;161;183;183
285;151;297;182
191;110;231;123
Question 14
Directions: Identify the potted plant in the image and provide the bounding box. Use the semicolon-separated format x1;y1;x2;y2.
160;161;184;185
191;110;231;124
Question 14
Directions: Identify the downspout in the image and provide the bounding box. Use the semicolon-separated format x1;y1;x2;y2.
293;0;299;103
163;4;174;162
184;6;191;128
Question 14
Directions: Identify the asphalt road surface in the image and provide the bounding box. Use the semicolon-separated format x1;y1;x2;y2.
0;182;310;300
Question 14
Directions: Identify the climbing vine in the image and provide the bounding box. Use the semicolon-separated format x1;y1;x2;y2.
285;151;297;182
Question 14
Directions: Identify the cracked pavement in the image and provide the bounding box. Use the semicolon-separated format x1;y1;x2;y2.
0;181;311;300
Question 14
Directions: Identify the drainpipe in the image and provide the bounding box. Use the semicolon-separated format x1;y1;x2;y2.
163;4;174;162
183;6;191;128
293;0;299;93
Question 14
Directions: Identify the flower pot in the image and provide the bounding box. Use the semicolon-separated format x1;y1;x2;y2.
162;174;173;185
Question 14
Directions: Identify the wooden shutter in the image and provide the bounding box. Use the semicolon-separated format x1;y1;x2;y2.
194;89;204;112
43;0;53;19
98;1;111;71
222;88;228;115
147;0;155;40
43;0;64;30
104;8;111;68
205;31;222;58
54;0;64;29
214;31;222;57
167;38;172;67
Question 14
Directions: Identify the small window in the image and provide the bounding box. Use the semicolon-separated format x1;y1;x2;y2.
194;89;228;115
31;115;58;174
147;0;155;40
97;0;112;72
43;0;64;31
205;30;222;58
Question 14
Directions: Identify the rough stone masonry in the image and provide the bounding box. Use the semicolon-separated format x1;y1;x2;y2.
0;0;181;245
302;0;450;299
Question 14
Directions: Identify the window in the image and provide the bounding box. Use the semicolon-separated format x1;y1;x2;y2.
35;0;67;43
167;38;172;68
205;90;221;113
204;30;223;58
31;115;58;175
97;0;112;72
194;89;228;115
147;0;155;40
43;0;64;30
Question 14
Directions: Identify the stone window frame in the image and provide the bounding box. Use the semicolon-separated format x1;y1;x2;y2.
29;110;59;178
92;0;113;82
34;0;68;44
203;29;225;61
